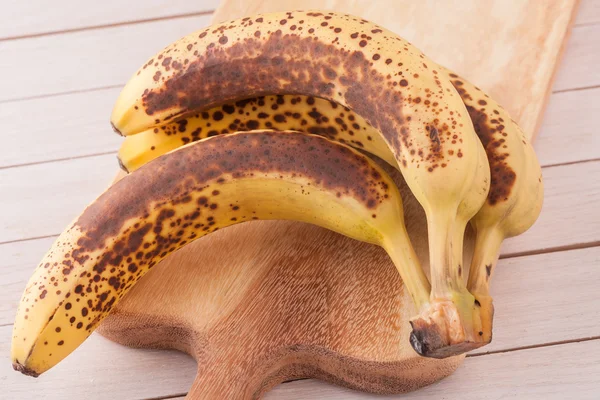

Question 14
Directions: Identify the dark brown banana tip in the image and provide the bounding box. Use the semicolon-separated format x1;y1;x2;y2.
111;121;123;136
13;361;40;377
409;320;486;359
117;155;129;173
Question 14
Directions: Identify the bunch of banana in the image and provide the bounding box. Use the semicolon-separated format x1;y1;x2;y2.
12;130;431;375
111;10;494;356
12;9;544;376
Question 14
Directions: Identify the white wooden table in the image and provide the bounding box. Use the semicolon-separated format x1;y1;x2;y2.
1;1;599;399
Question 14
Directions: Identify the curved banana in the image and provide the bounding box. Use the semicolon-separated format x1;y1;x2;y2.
445;71;543;343
117;77;541;352
118;95;395;172
12;131;432;376
111;10;491;356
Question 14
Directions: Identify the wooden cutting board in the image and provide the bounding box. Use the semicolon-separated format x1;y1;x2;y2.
97;1;578;398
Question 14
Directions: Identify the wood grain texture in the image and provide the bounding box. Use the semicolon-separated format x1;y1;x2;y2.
265;341;600;400
212;0;579;137
0;0;219;39
0;15;211;102
0;88;122;168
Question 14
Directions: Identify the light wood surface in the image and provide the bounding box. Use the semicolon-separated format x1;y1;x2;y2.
553;24;600;91
1;0;598;399
0;0;219;39
0;14;212;102
99;0;576;397
577;0;600;24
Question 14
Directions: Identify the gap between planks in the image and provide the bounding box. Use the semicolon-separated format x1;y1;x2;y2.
0;10;216;43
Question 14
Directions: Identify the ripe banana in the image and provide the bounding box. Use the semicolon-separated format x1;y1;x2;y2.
117;71;542;351
118;95;395;172
110;10;491;356
445;71;544;343
12;130;432;376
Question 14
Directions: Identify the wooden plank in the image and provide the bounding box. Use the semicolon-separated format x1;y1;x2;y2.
471;247;600;354
0;237;55;326
3;236;598;354
535;87;600;167
3;322;598;400
266;341;600;399
0;88;122;168
0;155;116;244
0;325;196;400
502;160;600;256
0;0;219;39
3;154;598;250
576;0;600;25
553;25;600;92
0;14;211;103
1;85;597;169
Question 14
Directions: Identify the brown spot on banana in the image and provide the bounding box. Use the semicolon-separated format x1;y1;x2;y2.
448;77;517;205
112;10;477;172
118;95;394;173
80;131;390;251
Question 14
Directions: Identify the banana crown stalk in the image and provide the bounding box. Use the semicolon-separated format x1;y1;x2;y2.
110;9;492;357
11;130;431;376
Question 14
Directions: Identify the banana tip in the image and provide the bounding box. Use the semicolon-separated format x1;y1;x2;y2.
12;361;40;378
117;155;129;173
409;321;487;359
111;121;123;136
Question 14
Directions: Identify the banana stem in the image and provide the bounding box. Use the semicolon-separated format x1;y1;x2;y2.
467;225;505;297
383;230;431;313
427;211;468;297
